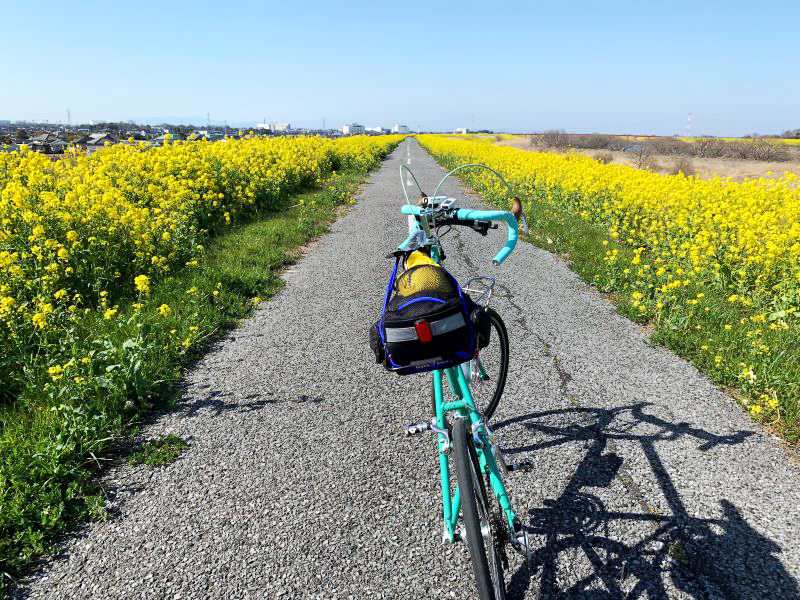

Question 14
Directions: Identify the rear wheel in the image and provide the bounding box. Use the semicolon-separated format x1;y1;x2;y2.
453;417;506;600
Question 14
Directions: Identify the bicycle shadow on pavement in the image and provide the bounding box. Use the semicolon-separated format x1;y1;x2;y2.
161;385;327;420
492;403;799;599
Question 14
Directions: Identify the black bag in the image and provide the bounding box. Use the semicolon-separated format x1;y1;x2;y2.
370;260;479;375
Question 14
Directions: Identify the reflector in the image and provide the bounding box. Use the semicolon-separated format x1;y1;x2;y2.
415;320;433;344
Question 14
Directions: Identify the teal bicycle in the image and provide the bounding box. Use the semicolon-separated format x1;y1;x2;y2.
375;162;532;600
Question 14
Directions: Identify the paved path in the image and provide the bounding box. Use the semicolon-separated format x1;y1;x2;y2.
16;140;800;599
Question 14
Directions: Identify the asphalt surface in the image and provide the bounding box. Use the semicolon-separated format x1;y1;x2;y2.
15;140;800;599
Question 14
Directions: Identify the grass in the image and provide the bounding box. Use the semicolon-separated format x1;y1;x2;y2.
129;434;188;467
0;167;371;594
668;539;689;567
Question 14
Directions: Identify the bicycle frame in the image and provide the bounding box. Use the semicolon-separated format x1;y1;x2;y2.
419;224;520;543
434;366;519;542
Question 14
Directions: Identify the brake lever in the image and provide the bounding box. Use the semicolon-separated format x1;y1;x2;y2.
472;221;497;236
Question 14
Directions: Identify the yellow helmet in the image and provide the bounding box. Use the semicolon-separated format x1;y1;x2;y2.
396;254;452;297
406;250;438;269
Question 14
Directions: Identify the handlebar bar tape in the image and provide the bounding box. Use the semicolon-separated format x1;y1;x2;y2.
454;209;518;265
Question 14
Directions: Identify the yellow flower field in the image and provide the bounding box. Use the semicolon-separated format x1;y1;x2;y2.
418;134;800;435
0;134;402;400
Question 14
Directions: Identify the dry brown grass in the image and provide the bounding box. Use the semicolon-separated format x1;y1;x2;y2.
497;138;800;182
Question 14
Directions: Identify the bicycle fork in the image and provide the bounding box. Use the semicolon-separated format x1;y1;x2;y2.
403;367;534;557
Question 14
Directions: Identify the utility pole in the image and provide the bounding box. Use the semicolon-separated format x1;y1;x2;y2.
67;109;71;126
323;117;325;131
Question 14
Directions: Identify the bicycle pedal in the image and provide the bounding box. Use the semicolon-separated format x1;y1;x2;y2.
403;422;430;436
508;458;534;472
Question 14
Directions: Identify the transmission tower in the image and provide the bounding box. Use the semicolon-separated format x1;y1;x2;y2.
67;109;71;126
685;112;692;138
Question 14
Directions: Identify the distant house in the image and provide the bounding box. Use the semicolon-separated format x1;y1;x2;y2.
153;132;186;146
48;139;69;153
391;124;409;134
29;132;69;154
124;130;147;141
73;132;118;151
454;128;468;135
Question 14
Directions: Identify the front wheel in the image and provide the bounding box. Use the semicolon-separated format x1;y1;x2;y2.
469;308;509;420
453;417;506;600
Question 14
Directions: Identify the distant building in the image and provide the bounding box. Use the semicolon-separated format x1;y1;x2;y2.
272;122;290;132
73;132;118;149
255;123;270;130
29;132;69;154
365;126;386;134
391;124;409;134
0;120;10;126
454;127;468;134
153;132;186;146
342;123;365;135
124;130;147;140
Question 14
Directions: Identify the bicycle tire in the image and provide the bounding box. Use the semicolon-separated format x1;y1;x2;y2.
452;417;506;600
431;309;509;420
472;307;509;420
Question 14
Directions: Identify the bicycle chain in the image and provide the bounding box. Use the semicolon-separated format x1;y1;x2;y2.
485;471;509;571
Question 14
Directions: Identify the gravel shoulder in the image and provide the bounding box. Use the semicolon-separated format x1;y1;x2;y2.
14;140;800;599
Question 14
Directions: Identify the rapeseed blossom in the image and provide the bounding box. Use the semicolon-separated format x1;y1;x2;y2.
0;134;403;396
134;275;150;294
419;134;799;424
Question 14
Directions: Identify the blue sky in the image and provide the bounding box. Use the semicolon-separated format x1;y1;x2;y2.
2;0;797;135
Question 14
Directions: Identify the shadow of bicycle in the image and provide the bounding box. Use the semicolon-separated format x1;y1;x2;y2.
493;403;800;599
